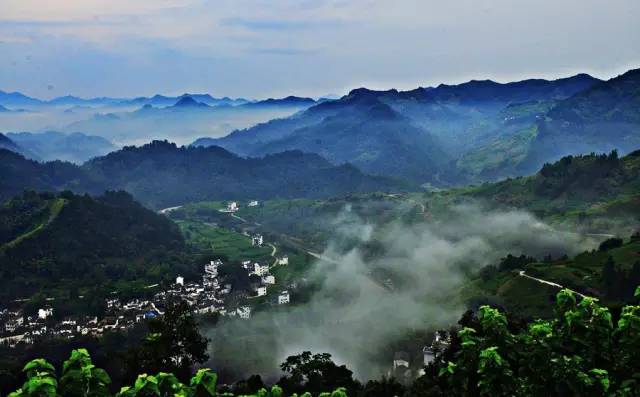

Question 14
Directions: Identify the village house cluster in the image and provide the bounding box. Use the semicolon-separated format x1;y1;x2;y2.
0;253;291;348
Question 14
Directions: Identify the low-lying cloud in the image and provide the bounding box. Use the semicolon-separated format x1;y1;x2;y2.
205;204;597;382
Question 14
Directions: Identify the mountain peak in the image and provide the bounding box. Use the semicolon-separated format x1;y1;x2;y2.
172;96;208;108
346;87;394;98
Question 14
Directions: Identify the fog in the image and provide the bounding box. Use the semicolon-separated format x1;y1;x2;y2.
0;104;307;147
205;204;598;382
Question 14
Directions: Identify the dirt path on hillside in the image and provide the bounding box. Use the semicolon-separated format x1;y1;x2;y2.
518;270;589;299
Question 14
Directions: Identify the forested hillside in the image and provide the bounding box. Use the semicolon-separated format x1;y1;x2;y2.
0;191;190;304
82;141;407;208
423;150;640;234
464;236;640;319
0;149;100;202
0;141;406;209
467;150;640;213
523;68;640;172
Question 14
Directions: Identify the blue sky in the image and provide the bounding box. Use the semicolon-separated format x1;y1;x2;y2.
0;0;639;99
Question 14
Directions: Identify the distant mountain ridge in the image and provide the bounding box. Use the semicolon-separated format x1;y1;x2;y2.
194;72;604;184
0;132;39;159
0;89;248;107
5;68;639;185
522;68;640;174
0;133;17;150
6;131;117;163
121;93;250;107
421;73;599;103
0;89;317;108
0;89;44;106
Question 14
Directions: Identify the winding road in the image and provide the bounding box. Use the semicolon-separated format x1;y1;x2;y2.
268;243;279;267
518;270;589;299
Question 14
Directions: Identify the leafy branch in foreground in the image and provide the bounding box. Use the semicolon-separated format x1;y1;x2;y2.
433;287;640;397
7;349;349;397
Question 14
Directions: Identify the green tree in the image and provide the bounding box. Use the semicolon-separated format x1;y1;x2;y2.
127;299;209;381
360;377;405;397
278;352;361;396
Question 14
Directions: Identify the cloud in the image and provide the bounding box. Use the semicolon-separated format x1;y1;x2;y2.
250;47;318;56
205;204;597;382
0;0;190;22
220;17;344;31
0;0;638;98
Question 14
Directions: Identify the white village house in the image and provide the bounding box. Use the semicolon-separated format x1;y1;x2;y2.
262;274;276;285
38;307;53;320
256;286;267;297
252;234;264;247
278;291;290;305
237;306;251;319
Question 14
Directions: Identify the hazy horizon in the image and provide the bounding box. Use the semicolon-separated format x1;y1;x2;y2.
1;67;638;102
1;0;639;100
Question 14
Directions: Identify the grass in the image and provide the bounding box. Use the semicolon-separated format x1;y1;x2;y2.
176;220;272;263
175;218;316;296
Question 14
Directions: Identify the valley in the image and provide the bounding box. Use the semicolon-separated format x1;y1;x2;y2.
1;66;640;397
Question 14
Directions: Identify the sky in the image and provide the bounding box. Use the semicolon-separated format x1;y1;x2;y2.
0;0;639;99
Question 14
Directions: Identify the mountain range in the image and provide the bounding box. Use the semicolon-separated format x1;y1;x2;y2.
6;131;117;163
194;72;607;184
0;89;316;109
0;141;406;209
523;68;640;172
3;67;640;186
57;95;318;145
0;89;43;107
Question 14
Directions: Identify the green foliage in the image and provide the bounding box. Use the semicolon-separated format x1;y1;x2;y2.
599;238;624;252
190;369;218;396
360;377;405;397
59;348;111;397
467;237;640;318
175;220;272;262
436;287;640;396
456;150;640;225
278;352;360;396
7;350;351;397
9;358;59;397
126;299;209;381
